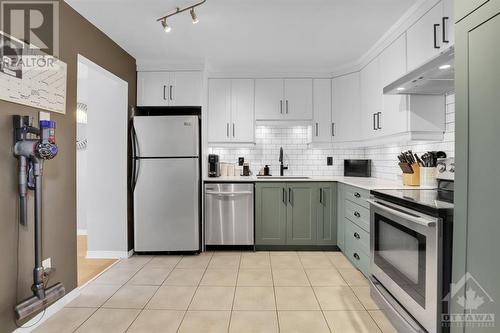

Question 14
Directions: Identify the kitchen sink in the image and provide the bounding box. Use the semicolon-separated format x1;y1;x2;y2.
257;176;311;180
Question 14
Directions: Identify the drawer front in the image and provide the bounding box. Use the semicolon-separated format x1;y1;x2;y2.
344;185;370;209
345;220;369;255
344;199;370;232
345;240;370;277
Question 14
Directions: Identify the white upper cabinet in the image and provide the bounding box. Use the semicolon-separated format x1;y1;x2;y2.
255;79;283;120
283;79;313;120
311;79;332;143
407;2;445;71
208;79;255;143
441;0;454;47
332;73;361;143
379;34;408;137
360;58;381;140
255;79;313;121
231;79;255;142
137;71;202;107
208;79;231;143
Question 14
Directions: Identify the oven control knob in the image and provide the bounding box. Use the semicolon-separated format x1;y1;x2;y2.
437;162;447;173
449;163;455;173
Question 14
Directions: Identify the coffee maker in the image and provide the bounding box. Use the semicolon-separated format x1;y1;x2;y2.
208;154;220;177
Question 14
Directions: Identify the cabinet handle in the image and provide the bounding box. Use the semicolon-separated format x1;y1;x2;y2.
442;17;449;43
354;192;361;198
373;113;377;131
280;100;283;114
163;85;167;100
353;253;360;261
354;211;361;218
433;24;441;49
226;123;229;137
331;122;335;137
315;123;319;137
233;123;235;137
354;232;360;239
288;188;292;205
319;188;323;204
377;112;382;130
169;85;174;101
286;100;289;114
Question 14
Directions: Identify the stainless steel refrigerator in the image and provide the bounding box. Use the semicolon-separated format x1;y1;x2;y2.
132;115;200;252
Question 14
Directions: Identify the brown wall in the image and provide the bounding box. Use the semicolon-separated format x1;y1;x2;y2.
0;2;136;331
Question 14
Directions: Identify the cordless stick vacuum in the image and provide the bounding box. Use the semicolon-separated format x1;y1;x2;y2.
13;115;65;321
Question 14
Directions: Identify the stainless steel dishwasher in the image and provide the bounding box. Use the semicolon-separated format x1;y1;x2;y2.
204;183;254;245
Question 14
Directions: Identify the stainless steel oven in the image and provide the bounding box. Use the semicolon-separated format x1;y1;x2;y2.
368;198;442;333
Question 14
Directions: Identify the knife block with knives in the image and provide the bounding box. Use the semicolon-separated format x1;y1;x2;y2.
402;163;420;186
398;150;421;186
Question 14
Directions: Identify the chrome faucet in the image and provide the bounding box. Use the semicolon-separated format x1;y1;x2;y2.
279;147;288;176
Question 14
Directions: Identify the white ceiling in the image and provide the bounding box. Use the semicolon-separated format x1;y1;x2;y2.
65;0;418;73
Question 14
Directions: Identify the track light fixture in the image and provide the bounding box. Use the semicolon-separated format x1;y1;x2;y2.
157;0;206;32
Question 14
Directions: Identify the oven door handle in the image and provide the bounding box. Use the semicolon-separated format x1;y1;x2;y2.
367;199;437;227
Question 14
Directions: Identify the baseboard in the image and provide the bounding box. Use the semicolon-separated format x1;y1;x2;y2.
13;286;81;332
76;229;88;236
86;250;131;259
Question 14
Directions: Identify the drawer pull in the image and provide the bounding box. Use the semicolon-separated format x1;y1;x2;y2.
354;192;361;198
354;232;360;239
353;253;360;261
354;211;361;218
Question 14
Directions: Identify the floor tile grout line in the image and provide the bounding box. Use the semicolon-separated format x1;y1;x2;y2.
300;253;334;333
227;253;242;333
175;251;213;333
269;252;281;333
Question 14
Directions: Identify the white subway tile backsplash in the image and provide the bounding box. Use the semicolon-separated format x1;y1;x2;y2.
209;94;455;180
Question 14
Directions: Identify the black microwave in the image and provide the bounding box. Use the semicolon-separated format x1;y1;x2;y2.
344;159;371;177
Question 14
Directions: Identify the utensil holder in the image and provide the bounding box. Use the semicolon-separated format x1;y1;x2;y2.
402;163;420;186
419;167;438;187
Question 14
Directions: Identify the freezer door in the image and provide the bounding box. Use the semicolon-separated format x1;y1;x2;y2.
134;158;200;252
133;116;199;157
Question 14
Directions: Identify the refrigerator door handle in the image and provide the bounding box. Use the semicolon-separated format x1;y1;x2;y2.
131;125;141;190
133;159;141;191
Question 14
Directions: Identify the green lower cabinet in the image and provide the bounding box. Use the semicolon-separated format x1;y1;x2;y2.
286;183;317;245
316;183;337;245
336;184;345;250
255;182;337;247
255;183;287;245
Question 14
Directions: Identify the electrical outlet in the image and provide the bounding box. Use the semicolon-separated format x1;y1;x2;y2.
327;157;333;166
39;111;50;121
42;258;51;269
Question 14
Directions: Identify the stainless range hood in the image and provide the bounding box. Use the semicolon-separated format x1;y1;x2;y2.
384;47;454;95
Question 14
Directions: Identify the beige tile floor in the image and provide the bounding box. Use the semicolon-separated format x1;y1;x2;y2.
34;251;398;333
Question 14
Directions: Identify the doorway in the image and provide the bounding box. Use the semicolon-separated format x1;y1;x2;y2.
76;55;129;286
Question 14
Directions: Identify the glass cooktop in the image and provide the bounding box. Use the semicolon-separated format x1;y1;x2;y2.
371;188;454;214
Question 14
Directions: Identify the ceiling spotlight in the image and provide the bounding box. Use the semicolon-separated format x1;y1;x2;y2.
162;19;171;32
190;8;199;24
439;64;451;70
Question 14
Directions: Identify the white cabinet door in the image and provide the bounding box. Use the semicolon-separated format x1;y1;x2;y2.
137;72;170;106
284;79;313;120
360;59;381;139
311;79;332;143
170;71;202;106
332;73;361;142
255;79;283;120
442;0;454;48
380;34;408;136
231;79;255;143
207;79;231;142
407;2;443;71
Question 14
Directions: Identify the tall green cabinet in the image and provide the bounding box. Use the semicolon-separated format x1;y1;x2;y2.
454;1;500;331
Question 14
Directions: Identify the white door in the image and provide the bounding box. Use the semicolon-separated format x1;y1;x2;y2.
332;73;361;142
312;79;332;143
360;59;381;139
407;2;444;71
170;71;202;106
284;79;313;120
137;71;170;106
208;79;231;143
231;79;255;143
255;79;283;120
380;34;408;136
